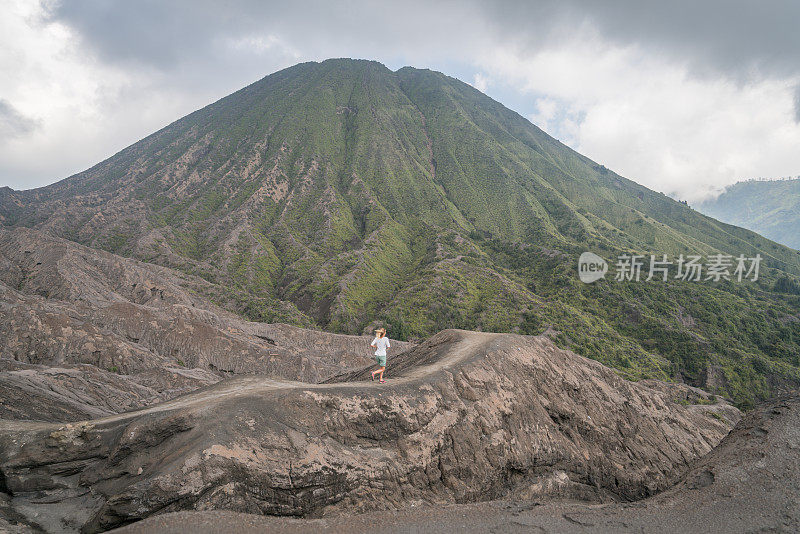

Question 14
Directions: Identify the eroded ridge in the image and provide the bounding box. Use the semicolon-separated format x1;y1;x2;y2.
0;330;738;533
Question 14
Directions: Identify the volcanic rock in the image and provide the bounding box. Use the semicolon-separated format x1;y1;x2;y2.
0;330;738;532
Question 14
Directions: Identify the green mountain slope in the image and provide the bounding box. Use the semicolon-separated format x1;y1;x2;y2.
2;58;799;407
697;178;800;250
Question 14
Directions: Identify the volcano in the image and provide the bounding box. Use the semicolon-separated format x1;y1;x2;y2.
2;58;800;405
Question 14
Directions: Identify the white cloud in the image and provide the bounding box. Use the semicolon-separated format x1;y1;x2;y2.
527;97;584;147
472;73;489;92
224;34;301;58
2;0;800;203
0;1;160;187
480;34;800;202
0;1;299;189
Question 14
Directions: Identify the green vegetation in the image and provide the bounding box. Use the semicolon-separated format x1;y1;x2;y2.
4;59;800;408
697;178;800;250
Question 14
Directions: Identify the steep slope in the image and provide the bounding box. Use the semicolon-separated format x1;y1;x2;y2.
0;330;739;533
697;178;800;250
2;59;799;405
109;396;798;534
0;227;411;421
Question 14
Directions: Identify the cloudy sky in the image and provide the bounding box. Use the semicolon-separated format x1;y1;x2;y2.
2;0;799;202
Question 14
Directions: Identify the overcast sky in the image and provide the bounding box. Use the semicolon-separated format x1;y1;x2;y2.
2;0;799;202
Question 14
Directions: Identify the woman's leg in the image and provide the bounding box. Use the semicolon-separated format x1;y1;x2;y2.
371;355;381;379
377;366;385;380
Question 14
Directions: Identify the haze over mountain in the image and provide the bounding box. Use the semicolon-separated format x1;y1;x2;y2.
2;58;800;407
697;178;800;250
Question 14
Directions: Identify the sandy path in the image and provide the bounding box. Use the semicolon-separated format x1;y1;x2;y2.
0;330;501;432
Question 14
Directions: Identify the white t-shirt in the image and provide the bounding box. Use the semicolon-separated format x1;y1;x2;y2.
372;336;391;356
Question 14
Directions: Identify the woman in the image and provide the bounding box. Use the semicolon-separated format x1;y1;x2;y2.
370;328;390;383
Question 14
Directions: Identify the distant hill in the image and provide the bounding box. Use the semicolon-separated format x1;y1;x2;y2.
696;178;800;250
2;58;800;406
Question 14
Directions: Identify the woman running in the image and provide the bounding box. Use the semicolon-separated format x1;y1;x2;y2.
370;328;390;383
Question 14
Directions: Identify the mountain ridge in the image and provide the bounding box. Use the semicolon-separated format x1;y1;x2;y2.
106;395;800;534
697;178;800;250
0;226;414;422
2;58;800;406
0;328;738;532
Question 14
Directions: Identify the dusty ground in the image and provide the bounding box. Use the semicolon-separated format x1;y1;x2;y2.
1;330;739;533
110;396;800;533
0;227;412;421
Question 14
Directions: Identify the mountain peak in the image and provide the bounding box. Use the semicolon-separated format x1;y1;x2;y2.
2;59;800;406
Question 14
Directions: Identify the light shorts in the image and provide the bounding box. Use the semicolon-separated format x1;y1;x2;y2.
374;354;387;366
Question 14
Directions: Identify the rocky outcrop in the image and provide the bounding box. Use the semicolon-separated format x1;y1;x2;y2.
0;359;219;421
0;330;738;533
108;396;800;534
0;227;411;421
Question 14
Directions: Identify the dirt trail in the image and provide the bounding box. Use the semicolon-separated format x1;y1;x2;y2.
0;329;739;533
0;330;499;432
